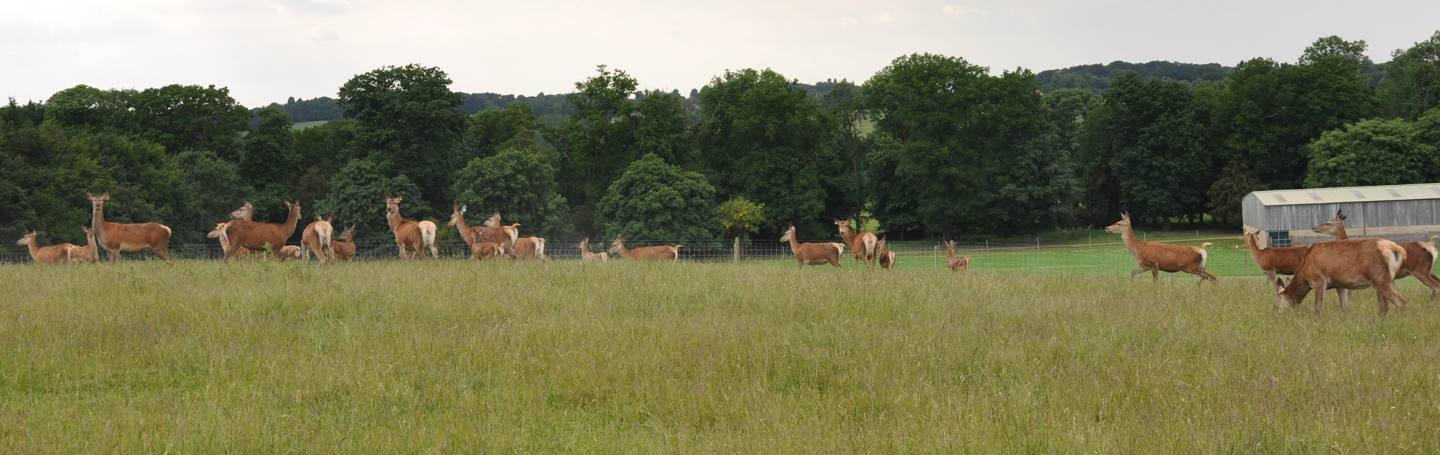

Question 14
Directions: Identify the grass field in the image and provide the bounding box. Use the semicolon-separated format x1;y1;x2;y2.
3;260;1439;452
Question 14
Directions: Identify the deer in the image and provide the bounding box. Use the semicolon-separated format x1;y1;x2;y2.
384;195;438;260
16;231;76;264
301;214;335;263
944;240;970;272
68;227;99;263
222;201;301;261
332;225;357;261
877;237;896;270
1242;225;1308;283
781;224;844;268
835;219;879;268
1106;213;1217;284
1277;238;1408;315
448;205;510;259
207;222;254;260
513;236;547;260
608;235;682;262
231;201;254;220
480;211;522;253
579;238;608;262
1312;209;1440;299
276;245;303;261
87;192;173;262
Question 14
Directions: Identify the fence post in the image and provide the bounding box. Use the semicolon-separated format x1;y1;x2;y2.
733;236;740;263
1036;237;1040;251
933;245;938;269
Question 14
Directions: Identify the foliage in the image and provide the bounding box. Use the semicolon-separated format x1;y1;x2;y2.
1304;118;1436;187
716;196;766;238
1378;31;1440;119
558;65;643;235
317;158;425;242
451;147;573;238
596;154;716;244
1036;61;1230;93
129;84;250;159
338;64;466;211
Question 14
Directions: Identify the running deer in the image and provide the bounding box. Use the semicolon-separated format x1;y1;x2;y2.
447;205;509;259
1243;225;1308;283
223;201;301;260
69;227;99;263
513;236;547;260
835;219;879;268
579;238;608;262
16;231;76;264
87;192;173;262
332;225;357;261
944;240;971;272
384;195;438;260
301;214;335;263
207;222;254;260
782;225;844;268
1106;213;1217;284
608;236;682;261
1277;238;1408;315
1312;209;1440;298
878;237;896;270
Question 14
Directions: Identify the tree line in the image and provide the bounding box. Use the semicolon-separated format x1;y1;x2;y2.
3;32;1439;247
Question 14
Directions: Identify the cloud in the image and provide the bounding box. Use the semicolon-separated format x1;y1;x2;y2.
839;16;859;26
869;13;893;24
305;25;338;41
941;4;985;18
272;0;348;15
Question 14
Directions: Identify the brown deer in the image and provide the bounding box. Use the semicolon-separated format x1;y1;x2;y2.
384;195;437;260
781;224;844;268
944;240;970;272
579;238;608;262
87;192;173;262
207;222;254;260
1312;209;1440;298
16;231;76;264
1277;238;1408;315
877;237;896;270
69;227;99;263
276;245;303;261
223;201;301;260
448;205;510;259
835;219;878;268
332;225;357;261
231;201;254;220
1242;225;1308;283
1106;213;1216;284
608;236;682;262
513;237;547;260
480;212;522;253
301;214;335;263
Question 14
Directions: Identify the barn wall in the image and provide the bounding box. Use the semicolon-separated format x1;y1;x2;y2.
1258;200;1440;244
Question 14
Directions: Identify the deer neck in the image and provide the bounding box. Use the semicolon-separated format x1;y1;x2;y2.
1244;232;1264;259
1334;224;1349;240
282;206;301;233
838;226;856;245
386;210;404;233
91;205;107;244
23;240;40;260
786;234;801;253
1119;224;1141;254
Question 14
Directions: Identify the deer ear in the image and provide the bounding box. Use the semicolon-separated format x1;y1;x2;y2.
102;193;111;200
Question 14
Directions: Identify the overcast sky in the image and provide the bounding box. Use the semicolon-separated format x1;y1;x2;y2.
3;0;1437;107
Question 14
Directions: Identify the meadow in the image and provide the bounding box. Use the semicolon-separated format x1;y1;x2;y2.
2;259;1439;452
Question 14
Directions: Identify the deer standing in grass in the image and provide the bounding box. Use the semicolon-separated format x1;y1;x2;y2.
222;201;301;261
69;227;99;263
16;232;76;264
579;238;608;262
944;240;970;272
385;195;437;260
276;245;302;261
448;206;509;259
1106;213;1216;284
207;222;254;260
1277;238;1408;315
1312;209;1440;299
1242;225;1308;283
87;192;173;262
835;219;878;268
608;236;682;261
781;225;844;268
332;226;357;261
480;212;523;257
301;214;335;263
512;236;547;260
877;237;896;270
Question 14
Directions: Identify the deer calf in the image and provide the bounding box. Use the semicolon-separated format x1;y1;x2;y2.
943;240;970;272
331;226;357;261
781;225;844;268
877;237;896;270
579;238;608;262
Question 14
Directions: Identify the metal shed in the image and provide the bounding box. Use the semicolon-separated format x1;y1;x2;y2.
1242;183;1440;246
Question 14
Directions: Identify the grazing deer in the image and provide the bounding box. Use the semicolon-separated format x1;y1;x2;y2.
1312;209;1440;298
69;227;99;263
1277;238;1408;315
332;225;357;261
835;219;879;268
223;201;301;260
207;222;254;260
448;205;510;259
384;195;438;260
87;192;173;262
944;240;970;272
16;231;76;264
513;236;547;260
1106;213;1217;284
276;245;303;261
579;238;609;262
1243;225;1308;283
781;224;844;268
608;236;682;262
301;214;336;263
878;237;896;270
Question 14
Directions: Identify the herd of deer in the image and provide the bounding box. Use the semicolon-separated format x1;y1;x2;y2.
1112;209;1434;316
777;219;970;271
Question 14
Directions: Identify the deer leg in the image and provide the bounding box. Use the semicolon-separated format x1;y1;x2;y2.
106;247;121;262
1151;266;1159;281
1312;281;1326;314
1129;266;1147;280
1338;289;1352;313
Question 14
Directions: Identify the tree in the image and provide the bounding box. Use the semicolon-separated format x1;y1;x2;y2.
1304;119;1435;187
558;65;642;235
455;103;541;163
1378;31;1440;119
596;153;716;244
338;64;466;211
129;84;249;159
633;90;696;167
317;158;425;242
816;80;870;222
717;196;765;240
450;147;573;238
176;150;255;242
43;85;134;131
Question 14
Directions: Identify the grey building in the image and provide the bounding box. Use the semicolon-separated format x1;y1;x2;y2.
1242;183;1440;247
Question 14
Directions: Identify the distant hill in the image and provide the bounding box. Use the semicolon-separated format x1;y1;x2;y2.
1036;61;1231;93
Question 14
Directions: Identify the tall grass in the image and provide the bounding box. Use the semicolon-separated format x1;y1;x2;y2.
2;260;1438;452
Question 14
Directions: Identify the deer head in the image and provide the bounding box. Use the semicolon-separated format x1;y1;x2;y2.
1275;277;1303;309
384;195;403;216
206;223;228;239
16;231;37;246
86;192;111;210
342;225;355;242
448;205;465;228
483;212;502;228
81;226;95;241
944;240;957;254
230;201;254;220
779;225;797;243
608;235;625;254
833;219;851;233
1312;215;1346;236
1104;213;1131;234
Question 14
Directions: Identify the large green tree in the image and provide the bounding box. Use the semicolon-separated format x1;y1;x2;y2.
1305;118;1437;187
450;147;573;237
558;66;643;235
338;64;466;212
1378;31;1440;119
596;153;716;244
128;84;249;159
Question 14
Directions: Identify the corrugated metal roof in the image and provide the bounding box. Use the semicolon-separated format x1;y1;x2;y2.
1247;183;1440;206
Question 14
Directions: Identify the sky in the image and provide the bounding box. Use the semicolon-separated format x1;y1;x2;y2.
2;0;1438;107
